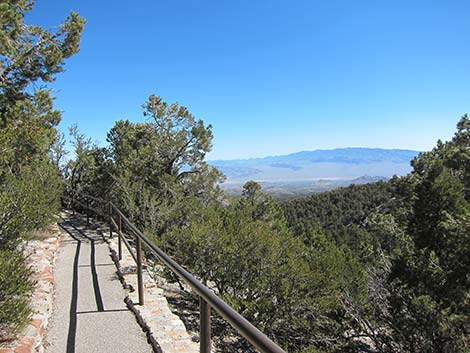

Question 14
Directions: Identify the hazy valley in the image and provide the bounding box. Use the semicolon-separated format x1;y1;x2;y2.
210;147;420;197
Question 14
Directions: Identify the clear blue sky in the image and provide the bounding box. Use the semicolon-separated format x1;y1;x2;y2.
28;0;470;159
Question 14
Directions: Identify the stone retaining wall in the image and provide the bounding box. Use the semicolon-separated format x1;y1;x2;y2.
0;223;62;353
99;226;199;353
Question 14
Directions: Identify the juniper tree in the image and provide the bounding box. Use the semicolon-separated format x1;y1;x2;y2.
105;94;224;235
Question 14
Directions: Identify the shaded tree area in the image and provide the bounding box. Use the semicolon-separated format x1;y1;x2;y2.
380;116;470;353
0;0;85;340
282;181;394;259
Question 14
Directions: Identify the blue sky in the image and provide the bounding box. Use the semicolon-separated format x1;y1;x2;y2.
28;0;470;159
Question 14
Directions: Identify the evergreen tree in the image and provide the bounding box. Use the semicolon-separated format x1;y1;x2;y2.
0;0;84;339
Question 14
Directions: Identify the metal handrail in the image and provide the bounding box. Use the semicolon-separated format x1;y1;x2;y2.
62;192;286;353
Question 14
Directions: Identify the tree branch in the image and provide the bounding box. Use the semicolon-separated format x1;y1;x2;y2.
176;170;201;180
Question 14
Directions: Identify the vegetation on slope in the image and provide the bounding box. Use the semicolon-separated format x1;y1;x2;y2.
282;181;394;252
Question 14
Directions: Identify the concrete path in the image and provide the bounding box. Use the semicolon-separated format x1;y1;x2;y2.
45;214;153;353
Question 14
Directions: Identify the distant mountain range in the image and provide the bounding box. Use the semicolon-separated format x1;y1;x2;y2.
209;148;421;197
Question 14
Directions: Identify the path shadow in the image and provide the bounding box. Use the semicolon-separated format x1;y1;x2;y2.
59;216;106;353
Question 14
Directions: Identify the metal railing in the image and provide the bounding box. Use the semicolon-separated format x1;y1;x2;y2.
62;193;286;353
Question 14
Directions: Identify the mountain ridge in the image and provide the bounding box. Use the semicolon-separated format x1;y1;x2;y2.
209;148;421;187
210;147;420;164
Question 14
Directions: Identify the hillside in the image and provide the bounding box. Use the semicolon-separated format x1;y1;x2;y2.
281;181;394;243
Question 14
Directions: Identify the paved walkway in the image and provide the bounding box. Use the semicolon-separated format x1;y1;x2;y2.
45;214;153;353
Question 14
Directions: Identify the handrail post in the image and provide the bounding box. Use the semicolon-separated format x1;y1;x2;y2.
200;297;211;353
118;214;122;261
136;236;144;305
72;195;75;216
109;202;113;238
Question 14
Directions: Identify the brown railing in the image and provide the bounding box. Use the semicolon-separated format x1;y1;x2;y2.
62;193;286;353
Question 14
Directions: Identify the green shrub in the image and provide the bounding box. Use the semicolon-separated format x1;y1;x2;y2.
0;249;34;341
0;161;62;249
0;162;61;341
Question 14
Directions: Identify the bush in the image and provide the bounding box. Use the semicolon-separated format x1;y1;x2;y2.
0;161;62;341
0;161;62;249
0;249;34;341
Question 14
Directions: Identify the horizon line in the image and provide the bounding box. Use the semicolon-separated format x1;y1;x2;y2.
208;146;424;162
